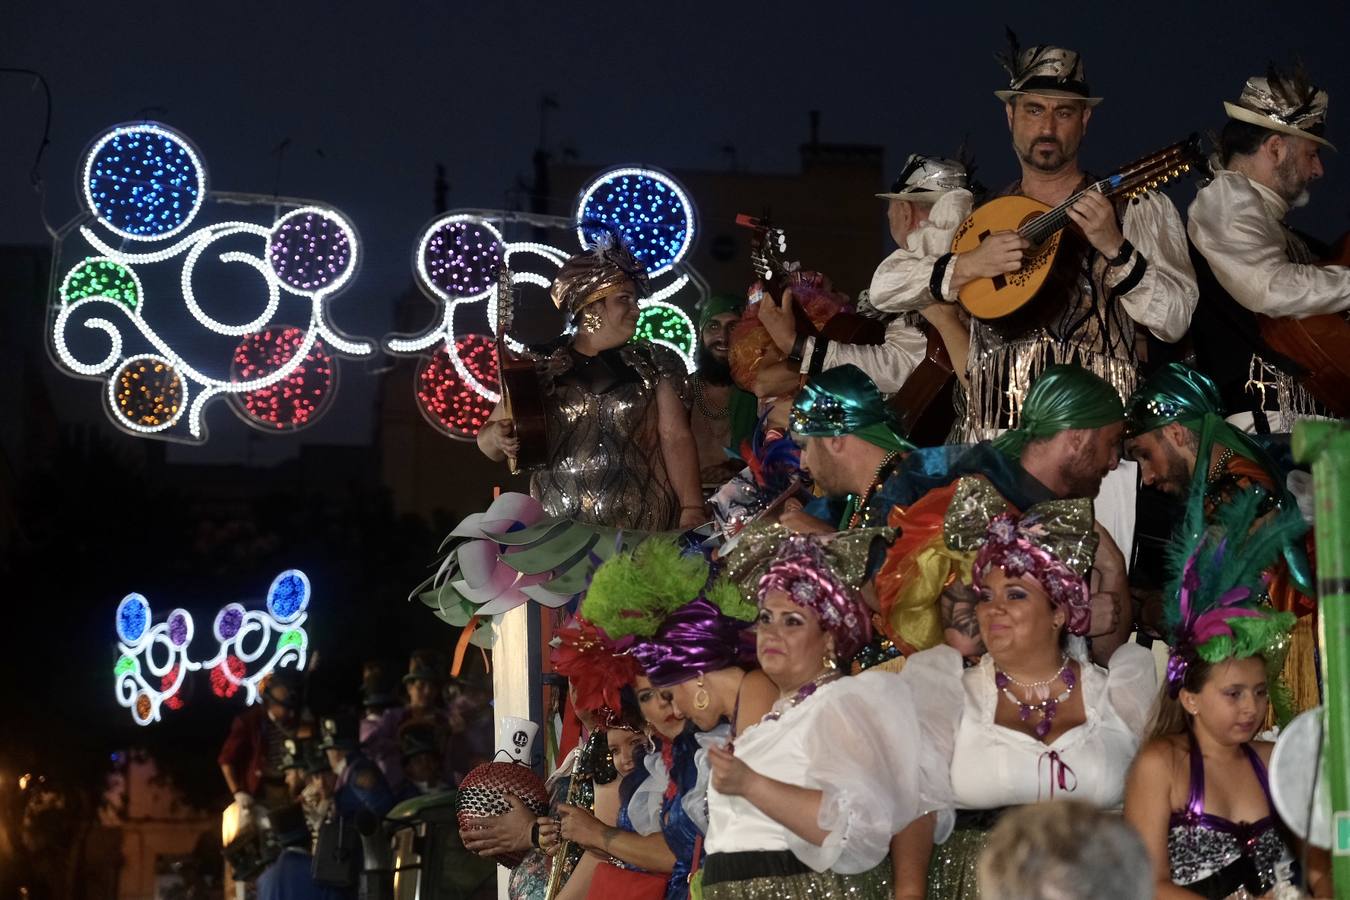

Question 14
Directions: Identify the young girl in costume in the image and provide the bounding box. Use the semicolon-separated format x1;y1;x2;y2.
1123;490;1332;899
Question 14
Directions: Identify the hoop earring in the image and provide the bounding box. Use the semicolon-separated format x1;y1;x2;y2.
693;674;711;711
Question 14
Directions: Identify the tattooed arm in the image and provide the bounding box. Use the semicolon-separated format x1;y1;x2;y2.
940;582;984;659
557;804;677;873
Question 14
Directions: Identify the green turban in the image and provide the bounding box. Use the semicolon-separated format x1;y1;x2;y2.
696;293;745;330
790;364;914;454
1124;363;1311;594
992;365;1125;458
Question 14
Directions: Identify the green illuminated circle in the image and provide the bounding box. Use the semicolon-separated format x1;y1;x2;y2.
62;258;140;311
635;306;694;357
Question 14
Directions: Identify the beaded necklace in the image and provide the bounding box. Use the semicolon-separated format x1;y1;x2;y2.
760;669;841;723
846;451;900;529
994;656;1077;739
691;375;729;420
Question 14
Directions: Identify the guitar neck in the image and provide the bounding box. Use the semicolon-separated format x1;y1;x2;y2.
1019;136;1200;245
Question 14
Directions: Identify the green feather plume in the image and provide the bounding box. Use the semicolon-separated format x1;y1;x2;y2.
582;538;708;639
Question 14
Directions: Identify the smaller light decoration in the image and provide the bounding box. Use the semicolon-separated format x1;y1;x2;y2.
83;123;206;242
114;593;199;726
416;336;499;440
111;569;315;724
418;216;504;301
229;327;335;431
109;355;187;432
267;207;358;295
576;167;696;277
60;257;143;312
201;569;311;706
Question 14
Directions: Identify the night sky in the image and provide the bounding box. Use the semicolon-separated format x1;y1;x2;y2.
7;0;1350;463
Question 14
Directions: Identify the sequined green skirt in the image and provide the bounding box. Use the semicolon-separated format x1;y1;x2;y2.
701;850;891;900
925;821;993;900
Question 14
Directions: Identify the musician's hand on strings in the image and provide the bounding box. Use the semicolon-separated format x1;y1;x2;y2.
756;287;799;355
459;793;534;857
557;803;605;851
952;231;1028;284
1066;191;1126;259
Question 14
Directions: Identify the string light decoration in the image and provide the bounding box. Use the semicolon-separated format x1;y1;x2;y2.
114;593;199;726
82;123;206;242
575;167;696;276
50;121;373;442
111;569;314;724
200;569;311;706
228;327;335;431
386;166;704;440
416;336;499;439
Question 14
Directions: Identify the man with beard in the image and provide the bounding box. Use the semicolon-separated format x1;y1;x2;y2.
922;38;1197;445
1123;362;1319;714
687;294;758;489
1187;66;1347;433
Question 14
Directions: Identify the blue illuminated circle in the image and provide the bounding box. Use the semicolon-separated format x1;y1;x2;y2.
575;167;696;277
267;569;310;623
116;593;151;644
82;123;206;242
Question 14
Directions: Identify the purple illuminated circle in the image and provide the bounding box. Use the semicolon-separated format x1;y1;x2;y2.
419;218;503;299
217;605;244;641
268;209;355;292
168;612;189;646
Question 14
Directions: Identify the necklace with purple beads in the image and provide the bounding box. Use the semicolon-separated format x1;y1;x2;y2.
994;655;1077;739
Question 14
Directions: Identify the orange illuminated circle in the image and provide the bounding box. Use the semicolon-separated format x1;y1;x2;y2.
112;356;185;430
135;693;152;720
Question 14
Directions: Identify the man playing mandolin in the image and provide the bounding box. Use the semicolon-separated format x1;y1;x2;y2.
923;36;1198;449
1187;65;1346;433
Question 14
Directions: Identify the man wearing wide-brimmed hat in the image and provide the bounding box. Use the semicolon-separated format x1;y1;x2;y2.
917;35;1198;446
1188;65;1347;433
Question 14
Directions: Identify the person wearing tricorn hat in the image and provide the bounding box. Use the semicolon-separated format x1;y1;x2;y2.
218;668;311;822
896;32;1196;447
477;235;705;530
866;153;979;405
1187;63;1347;433
318;713;395;821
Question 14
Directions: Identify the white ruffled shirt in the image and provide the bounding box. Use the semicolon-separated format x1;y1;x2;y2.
867;185;1198;344
626;724;726;837
1188;169;1350;318
704;671;941;874
901;642;1156;812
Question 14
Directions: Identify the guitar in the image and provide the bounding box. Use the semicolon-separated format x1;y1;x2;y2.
1256;233;1350;417
493;266;550;473
735;214;958;442
952;135;1204;335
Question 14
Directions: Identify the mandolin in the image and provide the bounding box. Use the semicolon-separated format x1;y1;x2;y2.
494;266;550;473
1256;233;1350;417
952;135;1204;336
